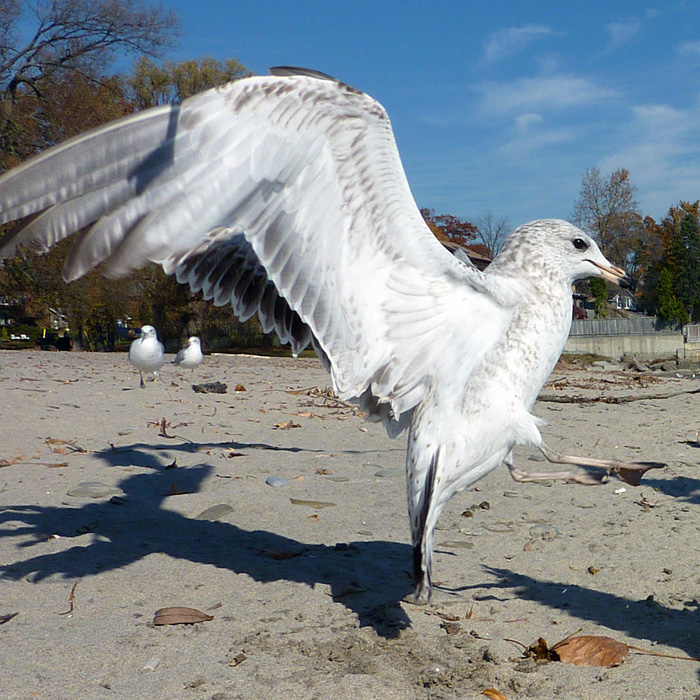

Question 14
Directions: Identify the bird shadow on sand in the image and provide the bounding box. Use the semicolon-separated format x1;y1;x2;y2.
450;565;700;674
0;439;412;637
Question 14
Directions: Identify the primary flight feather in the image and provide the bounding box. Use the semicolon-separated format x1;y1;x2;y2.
0;67;634;603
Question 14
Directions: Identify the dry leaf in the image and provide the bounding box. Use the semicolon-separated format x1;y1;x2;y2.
587;566;600;575
308;514;319;521
294;411;316;418
316;468;333;475
441;621;461;635
290;498;336;509
235;384;246;392
482;689;509;700
0;450;25;467
229;652;247;667
273;420;301;430
153;607;214;625
552;634;629;667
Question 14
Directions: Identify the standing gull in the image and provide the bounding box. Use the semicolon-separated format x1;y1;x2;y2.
174;336;203;378
0;68;644;603
129;325;165;388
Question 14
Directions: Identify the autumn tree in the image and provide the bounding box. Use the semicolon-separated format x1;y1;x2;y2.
420;208;478;246
571;167;643;267
129;56;250;109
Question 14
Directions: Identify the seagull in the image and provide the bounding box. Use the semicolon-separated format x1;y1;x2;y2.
129;325;165;388
174;336;203;377
0;67;646;603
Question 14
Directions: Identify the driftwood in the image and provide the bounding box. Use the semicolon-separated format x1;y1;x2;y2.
538;386;700;404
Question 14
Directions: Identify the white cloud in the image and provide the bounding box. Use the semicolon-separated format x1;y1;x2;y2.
598;98;700;218
477;73;618;116
514;113;543;133
678;40;700;56
483;24;555;64
604;18;642;51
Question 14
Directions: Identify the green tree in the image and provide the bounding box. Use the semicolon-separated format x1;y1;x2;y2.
656;267;689;324
588;277;609;318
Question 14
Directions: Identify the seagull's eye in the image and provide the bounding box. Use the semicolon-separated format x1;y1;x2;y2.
572;237;589;251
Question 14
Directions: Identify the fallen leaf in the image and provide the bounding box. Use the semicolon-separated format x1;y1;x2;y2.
234;384;246;392
273;420;301;430
0;612;19;625
587;566;600;575
308;514;319;521
482;689;509;700
552;634;629;667
153;607;214;625
441;621;461;635
229;652;247;666
0;450;25;467
316;468;333;475
290;498;336;509
294;411;316;418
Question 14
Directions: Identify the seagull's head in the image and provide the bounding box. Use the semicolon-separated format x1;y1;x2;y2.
495;219;634;290
189;337;200;345
140;325;157;337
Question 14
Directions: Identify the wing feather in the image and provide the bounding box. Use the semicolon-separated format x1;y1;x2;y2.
0;72;511;426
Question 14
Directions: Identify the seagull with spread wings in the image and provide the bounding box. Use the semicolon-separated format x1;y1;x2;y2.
0;68;649;604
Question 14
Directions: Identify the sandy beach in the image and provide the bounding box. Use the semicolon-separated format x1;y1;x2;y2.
0;349;699;699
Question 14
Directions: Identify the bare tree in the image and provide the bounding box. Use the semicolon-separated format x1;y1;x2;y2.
571;167;642;266
0;0;179;111
476;211;510;256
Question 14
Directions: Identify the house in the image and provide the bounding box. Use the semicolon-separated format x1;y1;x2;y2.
609;288;638;312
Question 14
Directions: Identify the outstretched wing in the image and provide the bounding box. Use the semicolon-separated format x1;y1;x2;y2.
0;70;512;423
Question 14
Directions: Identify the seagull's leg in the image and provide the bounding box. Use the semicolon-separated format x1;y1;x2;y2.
536;441;663;486
505;457;607;485
139;371;145;389
403;446;439;605
153;371;159;384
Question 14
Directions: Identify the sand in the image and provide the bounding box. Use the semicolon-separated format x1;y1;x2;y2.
0;349;698;699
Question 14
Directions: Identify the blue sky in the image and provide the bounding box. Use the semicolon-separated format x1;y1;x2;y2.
162;1;700;231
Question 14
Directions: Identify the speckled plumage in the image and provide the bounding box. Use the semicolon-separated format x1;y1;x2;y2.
0;69;632;603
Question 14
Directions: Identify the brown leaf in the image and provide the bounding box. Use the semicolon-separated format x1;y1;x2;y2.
441;621;461;635
234;384;246;392
273;420;301;430
482;689;509;700
0;451;25;467
316;467;333;475
552;634;629;667
153;607;214;625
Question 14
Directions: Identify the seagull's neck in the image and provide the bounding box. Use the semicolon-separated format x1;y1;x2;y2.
487;274;573;408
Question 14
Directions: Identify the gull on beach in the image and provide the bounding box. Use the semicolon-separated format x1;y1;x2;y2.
129;325;165;388
0;67;644;603
174;336;203;377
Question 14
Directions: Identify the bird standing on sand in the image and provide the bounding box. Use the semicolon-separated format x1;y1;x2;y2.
129;325;165;388
174;336;203;378
0;68;649;604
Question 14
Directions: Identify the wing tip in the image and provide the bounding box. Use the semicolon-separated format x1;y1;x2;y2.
268;66;337;81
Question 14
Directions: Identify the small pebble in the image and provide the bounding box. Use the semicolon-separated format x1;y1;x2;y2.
266;476;289;488
374;468;403;478
195;504;234;521
142;657;161;672
528;523;560;540
67;482;123;499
